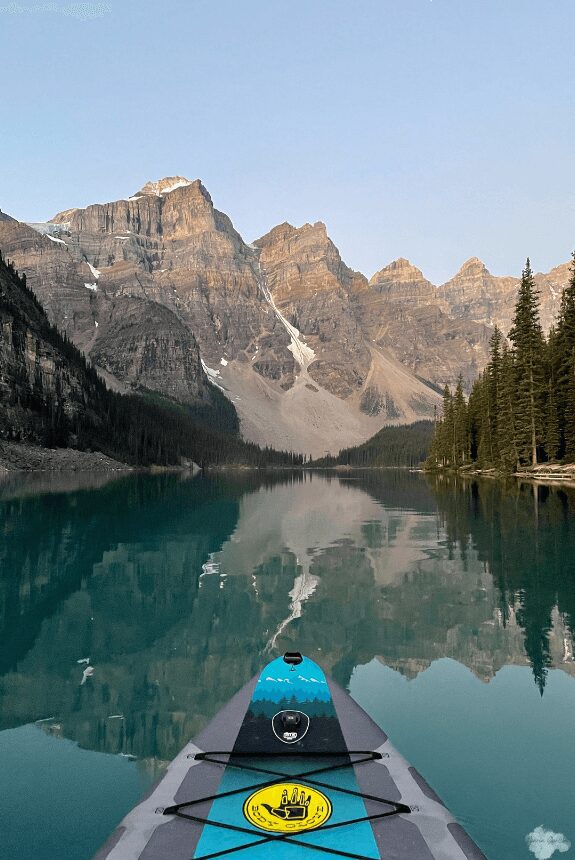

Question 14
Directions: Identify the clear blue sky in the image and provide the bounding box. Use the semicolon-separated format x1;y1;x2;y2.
1;0;574;283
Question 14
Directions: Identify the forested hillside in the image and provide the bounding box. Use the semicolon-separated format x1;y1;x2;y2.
312;421;433;468
0;252;302;468
427;255;575;471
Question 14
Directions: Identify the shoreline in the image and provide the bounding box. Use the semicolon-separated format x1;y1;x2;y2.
5;442;574;489
426;463;575;488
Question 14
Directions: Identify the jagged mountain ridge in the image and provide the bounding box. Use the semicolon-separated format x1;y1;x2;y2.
437;256;569;336
1;177;572;455
0;180;442;455
358;254;572;389
355;257;491;391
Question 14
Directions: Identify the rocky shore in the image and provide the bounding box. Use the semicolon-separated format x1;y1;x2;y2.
431;462;575;487
0;442;130;473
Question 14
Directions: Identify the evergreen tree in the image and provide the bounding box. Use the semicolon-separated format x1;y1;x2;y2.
497;342;519;472
466;378;483;461
487;326;502;464
474;370;492;467
554;253;575;458
433;385;453;466
453;375;468;465
444;385;456;466
426;408;442;468
545;381;560;460
472;328;504;469
565;347;575;460
508;259;545;466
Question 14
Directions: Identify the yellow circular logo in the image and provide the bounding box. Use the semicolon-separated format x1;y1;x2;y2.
243;782;332;833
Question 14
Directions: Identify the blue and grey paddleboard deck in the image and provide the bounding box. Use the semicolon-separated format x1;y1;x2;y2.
95;653;486;859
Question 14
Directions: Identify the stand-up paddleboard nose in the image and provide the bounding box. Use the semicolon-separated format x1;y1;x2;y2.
96;652;487;859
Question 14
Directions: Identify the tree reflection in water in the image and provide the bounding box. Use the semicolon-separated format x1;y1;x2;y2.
427;474;575;694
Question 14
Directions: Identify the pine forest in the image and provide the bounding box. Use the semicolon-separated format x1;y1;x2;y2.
427;255;575;472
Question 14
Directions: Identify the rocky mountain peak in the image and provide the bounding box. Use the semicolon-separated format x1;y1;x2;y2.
136;176;195;197
50;179;211;224
256;220;328;246
455;257;490;276
437;256;525;339
254;222;296;245
439;257;497;296
394;256;415;268
0;208;15;222
369;257;430;287
51;207;80;224
307;220;328;237
256;219;357;287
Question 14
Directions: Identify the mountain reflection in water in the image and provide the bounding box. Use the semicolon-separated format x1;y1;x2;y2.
1;469;574;768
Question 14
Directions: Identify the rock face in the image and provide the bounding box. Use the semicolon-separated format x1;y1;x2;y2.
50;178;286;372
354;257;492;389
90;296;209;403
533;262;572;333
0;217;99;348
438;257;520;333
0;209;15;222
255;222;370;398
437;257;570;337
354;255;574;391
0;200;216;402
0;254;99;443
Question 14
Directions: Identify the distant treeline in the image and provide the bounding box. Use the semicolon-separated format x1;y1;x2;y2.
78;392;306;468
312;421;434;468
73;391;304;468
0;253;303;468
427;255;575;472
142;386;240;437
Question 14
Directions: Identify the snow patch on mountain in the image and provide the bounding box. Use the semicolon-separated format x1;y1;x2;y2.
253;258;315;372
201;358;225;392
161;179;193;194
27;221;70;239
138;177;193;197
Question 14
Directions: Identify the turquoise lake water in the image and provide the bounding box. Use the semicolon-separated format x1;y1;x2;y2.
0;470;574;859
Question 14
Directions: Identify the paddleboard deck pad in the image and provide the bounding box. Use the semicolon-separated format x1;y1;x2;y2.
95;653;486;859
